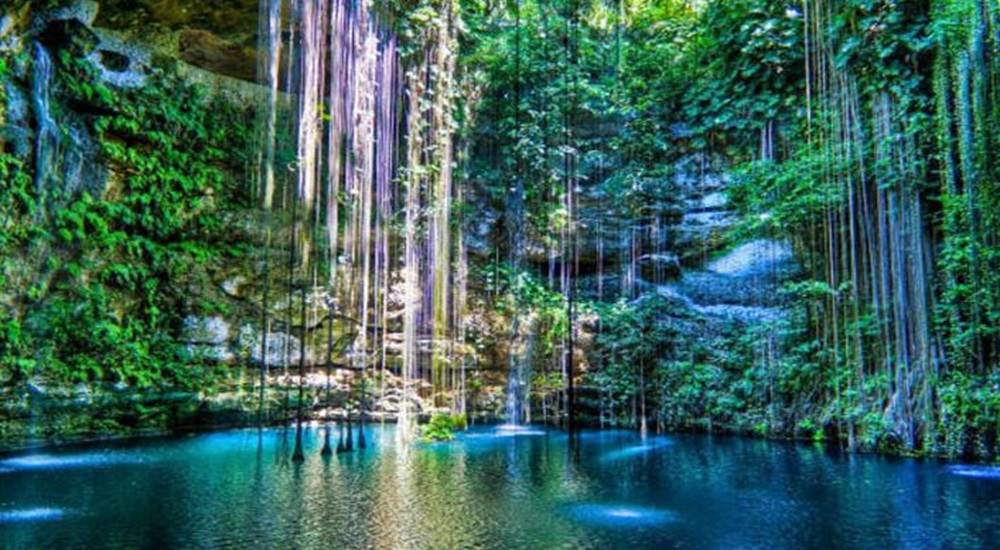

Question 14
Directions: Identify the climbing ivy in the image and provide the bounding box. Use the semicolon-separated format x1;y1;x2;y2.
1;50;253;391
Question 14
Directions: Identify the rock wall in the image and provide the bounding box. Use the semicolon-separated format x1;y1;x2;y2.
1;1;504;450
0;1;803;445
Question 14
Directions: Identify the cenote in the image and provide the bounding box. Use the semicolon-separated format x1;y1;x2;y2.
4;0;1000;547
2;426;1000;549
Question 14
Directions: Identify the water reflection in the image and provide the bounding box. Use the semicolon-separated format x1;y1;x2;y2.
0;508;67;523
0;427;999;549
466;424;548;438
948;465;1000;479
599;438;673;462
564;504;676;527
0;452;143;470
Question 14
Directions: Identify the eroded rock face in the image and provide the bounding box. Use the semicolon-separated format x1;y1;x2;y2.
183;316;235;363
178;29;256;83
94;0;260;38
671;154;736;262
240;326;314;368
48;0;100;27
183;316;230;345
40;18;97;55
706;240;794;278
97;48;128;71
639;252;681;281
6;1;263;86
1;83;31;156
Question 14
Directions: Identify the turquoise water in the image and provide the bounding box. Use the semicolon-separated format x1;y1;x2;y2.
2;426;999;549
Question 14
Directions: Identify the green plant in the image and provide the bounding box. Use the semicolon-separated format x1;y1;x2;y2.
0;50;253;395
421;412;468;442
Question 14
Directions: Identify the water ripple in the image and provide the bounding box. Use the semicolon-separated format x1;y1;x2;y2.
0;508;67;523
948;465;1000;479
564;504;677;528
0;452;142;470
599;439;673;462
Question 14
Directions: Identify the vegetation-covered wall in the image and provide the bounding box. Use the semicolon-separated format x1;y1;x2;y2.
463;0;1000;459
720;0;1000;457
1;2;259;442
1;0;998;459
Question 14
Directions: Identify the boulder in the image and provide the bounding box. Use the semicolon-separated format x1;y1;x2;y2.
220;276;248;298
1;2;31;50
695;191;728;211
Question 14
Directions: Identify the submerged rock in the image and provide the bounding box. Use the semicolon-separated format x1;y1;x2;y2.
0;508;67;523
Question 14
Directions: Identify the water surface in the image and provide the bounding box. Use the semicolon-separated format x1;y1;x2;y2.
1;426;998;549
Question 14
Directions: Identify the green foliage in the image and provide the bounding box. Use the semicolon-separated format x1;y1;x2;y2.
464;0;638;240
590;296;681;427
29;284;195;388
798;418;825;442
710;0;1000;459
729;155;843;237
451;0;1000;460
479;261;565;315
421;412;468;442
463;0;811;435
681;0;803;150
938;371;1000;459
656;359;730;428
0;154;38;249
930;0;1000;374
831;0;931;95
2;51;253;392
477;261;569;377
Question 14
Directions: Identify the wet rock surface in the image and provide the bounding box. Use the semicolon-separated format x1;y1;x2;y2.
0;1;808;445
618;155;800;348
